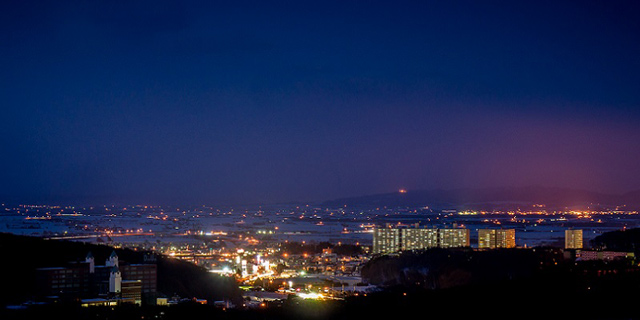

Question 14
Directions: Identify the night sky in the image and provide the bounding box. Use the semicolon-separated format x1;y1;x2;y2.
2;1;640;205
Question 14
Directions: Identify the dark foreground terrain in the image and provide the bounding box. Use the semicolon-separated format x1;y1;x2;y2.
2;231;640;319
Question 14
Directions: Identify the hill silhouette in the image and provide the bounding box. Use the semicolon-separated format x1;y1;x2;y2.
323;186;640;209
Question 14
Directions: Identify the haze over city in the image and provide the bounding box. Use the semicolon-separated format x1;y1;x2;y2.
2;1;640;205
4;3;640;320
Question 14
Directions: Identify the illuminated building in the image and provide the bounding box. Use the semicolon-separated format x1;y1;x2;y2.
109;266;122;293
565;229;583;249
120;264;157;296
86;251;95;273
373;225;401;254
35;250;156;303
121;280;142;305
401;227;439;251
373;224;469;254
478;229;516;249
438;228;470;248
576;250;633;261
106;250;119;267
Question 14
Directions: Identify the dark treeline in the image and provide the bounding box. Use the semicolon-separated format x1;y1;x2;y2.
358;245;640;319
591;228;640;254
361;247;565;289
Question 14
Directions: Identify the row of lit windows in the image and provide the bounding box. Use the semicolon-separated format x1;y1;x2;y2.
50;283;81;289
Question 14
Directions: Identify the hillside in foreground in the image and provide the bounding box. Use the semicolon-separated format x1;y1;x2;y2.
0;233;241;306
3;230;640;319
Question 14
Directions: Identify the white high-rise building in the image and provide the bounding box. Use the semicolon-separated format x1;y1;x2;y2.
106;250;119;267
85;251;95;273
109;265;122;293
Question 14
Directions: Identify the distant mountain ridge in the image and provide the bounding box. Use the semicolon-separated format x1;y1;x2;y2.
322;186;640;209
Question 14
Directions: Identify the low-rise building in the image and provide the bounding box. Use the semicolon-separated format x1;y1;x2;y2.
576;250;634;261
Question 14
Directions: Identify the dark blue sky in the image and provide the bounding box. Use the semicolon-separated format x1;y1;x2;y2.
2;1;640;205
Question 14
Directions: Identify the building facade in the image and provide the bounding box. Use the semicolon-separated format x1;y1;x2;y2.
373;226;401;254
121;280;143;305
565;229;583;249
373;224;469;254
438;228;470;248
120;264;157;295
478;229;516;249
36;265;91;298
576;250;633;261
401;228;439;251
35;250;156;304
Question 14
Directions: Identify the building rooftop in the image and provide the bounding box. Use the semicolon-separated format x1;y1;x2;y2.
35;267;66;270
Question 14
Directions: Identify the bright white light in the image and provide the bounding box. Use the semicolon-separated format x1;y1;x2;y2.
298;293;324;299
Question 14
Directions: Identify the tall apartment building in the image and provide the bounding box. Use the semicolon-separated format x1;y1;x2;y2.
401;227;439;251
438;228;470;248
565;229;583;249
373;226;401;254
373;224;469;254
478;229;516;249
